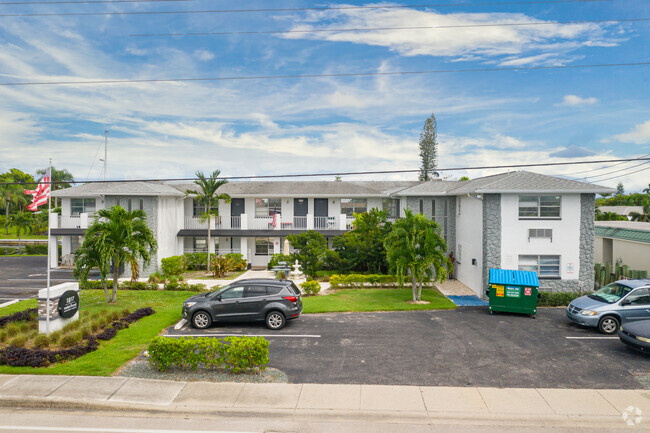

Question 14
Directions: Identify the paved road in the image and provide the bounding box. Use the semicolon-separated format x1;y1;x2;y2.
0;256;95;304
169;308;650;389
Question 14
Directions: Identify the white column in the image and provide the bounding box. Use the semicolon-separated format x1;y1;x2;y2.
273;237;281;255
80;213;89;228
50;236;58;268
240;213;248;230
339;214;347;230
49;212;58;229
307;214;314;230
240;237;248;262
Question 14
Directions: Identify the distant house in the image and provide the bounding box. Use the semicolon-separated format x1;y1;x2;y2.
594;221;650;273
597;206;644;220
51;171;613;297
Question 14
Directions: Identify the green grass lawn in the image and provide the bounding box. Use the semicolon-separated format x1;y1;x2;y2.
302;288;456;313
0;226;47;240
0;289;191;376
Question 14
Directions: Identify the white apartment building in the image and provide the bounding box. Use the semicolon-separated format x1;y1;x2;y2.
50;171;613;297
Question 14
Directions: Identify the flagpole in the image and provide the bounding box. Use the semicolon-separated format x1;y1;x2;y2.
46;158;52;335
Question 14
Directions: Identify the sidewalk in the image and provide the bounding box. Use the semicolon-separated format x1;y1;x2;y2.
0;374;648;428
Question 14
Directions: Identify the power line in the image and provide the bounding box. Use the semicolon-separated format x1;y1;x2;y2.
1;62;648;86
0;0;612;17
562;153;650;176
588;163;650;182
583;160;650;180
130;18;649;37
0;0;189;4
1;157;648;186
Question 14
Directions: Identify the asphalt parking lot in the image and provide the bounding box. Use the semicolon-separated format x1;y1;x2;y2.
168;307;650;389
0;256;93;304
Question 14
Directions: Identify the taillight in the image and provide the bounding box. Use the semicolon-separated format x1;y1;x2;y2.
283;296;297;303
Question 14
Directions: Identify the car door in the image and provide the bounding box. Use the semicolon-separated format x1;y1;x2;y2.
619;288;650;322
210;286;245;321
240;285;269;320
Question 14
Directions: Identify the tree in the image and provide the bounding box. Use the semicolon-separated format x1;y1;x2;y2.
384;210;452;302
8;211;34;254
629;196;650;222
84;206;157;303
0;170;32;234
616;182;625;196
73;235;111;300
595;210;627;221
286;231;327;278
185;170;230;271
418;114;438;181
37;166;74;207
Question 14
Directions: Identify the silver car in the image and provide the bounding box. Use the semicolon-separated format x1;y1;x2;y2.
566;279;650;334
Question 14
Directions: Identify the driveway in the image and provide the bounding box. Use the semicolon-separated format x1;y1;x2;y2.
168;307;650;389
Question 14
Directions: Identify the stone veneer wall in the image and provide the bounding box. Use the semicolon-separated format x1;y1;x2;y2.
482;194;501;290
537;193;595;293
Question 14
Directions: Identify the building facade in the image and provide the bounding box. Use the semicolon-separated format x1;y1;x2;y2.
51;171;613;297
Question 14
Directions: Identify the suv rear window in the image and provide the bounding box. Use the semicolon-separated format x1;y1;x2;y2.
266;286;283;296
288;282;301;295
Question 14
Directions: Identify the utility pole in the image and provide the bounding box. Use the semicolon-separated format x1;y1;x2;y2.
104;130;108;181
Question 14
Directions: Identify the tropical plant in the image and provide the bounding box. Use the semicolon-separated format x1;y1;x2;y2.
8;211;34;254
595;209;627;221
73;235;111;300
211;255;235;277
286;231;328;278
0;175;29;235
384;209;452;302
185;170;231;271
83;206;157;303
629;196;650;222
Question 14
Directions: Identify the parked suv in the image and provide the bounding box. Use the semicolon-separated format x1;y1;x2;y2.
182;279;303;330
566;279;650;334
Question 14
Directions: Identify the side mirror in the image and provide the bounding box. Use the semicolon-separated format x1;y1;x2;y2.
620;299;631;306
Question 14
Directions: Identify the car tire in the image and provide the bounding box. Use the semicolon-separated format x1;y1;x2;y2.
266;311;285;330
192;311;212;329
598;315;620;335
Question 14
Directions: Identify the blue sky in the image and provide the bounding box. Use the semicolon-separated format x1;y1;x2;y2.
1;0;648;191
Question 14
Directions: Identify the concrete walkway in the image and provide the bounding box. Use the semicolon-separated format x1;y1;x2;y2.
0;375;647;428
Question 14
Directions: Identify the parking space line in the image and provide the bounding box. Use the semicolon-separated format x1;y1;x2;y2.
164;333;321;338
565;336;619;340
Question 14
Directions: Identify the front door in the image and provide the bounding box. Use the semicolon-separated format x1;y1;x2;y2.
314;198;328;229
294;198;308;228
231;198;245;229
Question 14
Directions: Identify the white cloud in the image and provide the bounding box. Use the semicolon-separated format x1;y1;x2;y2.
193;50;214;61
126;46;148;56
612;120;650;145
560;95;599;106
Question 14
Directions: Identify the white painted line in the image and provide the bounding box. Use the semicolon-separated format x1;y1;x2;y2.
0;427;258;433
0;300;18;308
8;279;76;281
565;336;620;340
173;319;187;330
165;333;321;338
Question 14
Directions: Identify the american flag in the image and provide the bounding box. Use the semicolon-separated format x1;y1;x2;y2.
24;168;51;211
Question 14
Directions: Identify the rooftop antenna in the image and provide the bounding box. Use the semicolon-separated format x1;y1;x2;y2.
99;130;108;181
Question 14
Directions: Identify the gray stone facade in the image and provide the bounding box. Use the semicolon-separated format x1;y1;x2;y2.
538;193;595;293
482;194;501;290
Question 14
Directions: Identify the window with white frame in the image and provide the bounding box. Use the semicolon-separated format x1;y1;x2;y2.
192;237;218;252
382;198;400;218
255;237;273;255
193;198;218;217
71;198;96;215
518;195;561;218
255;198;281;217
528;228;553;242
519;255;560;278
340;198;367;217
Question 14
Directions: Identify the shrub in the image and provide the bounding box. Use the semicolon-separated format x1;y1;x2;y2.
120;281;158;290
111;311;121;321
0;331;7;343
79;280;114;290
90;321;100;333
268;253;294;270
225;253;247;271
122;308;132;316
148;271;166;284
8;336;28;348
183;252;208;270
211;255;235;278
60;333;80;348
33;334;50;349
168;275;179;285
301;280;321;295
538;291;584;307
24;245;48;255
19;323;30;333
147;336;269;373
161;255;186;277
329;274;399;288
4;324;19;338
164;282;206;292
276;271;286;280
49;332;61;344
81;310;90;317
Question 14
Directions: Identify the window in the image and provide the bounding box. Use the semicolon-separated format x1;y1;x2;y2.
626;288;650;305
519;195;561;218
382;198;400;218
221;286;244;299
255;198;281;217
139;198;144;211
419;199;424;214
431;200;436;222
255;237;273;255
528;229;552;242
71;198;96;215
245;286;268;298
192;237;218;252
443;200;448;243
340;198;367;217
519;255;560;278
193;198;218;217
267;286;283;295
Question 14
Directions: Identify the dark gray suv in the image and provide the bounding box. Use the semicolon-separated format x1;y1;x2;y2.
182;279;303;330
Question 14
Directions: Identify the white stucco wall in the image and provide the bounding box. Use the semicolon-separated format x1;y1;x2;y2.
157;197;179;266
611;239;650;272
455;195;484;295
500;193;581;280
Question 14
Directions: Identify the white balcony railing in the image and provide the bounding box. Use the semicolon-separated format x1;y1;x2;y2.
58;213;92;229
182;215;344;231
293;216;307;229
315;216;338;230
346;216;355;230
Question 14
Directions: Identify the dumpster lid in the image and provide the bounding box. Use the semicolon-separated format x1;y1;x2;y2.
489;269;539;287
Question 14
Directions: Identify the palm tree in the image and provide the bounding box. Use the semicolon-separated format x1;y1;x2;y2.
84;206;157;303
629;196;650;222
36;166;74;207
73;235;111;301
384;209;452;302
8;211;34;254
1;177;28;235
185;170;231;271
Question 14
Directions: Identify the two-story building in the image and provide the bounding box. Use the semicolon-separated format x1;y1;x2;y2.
50;171;614;297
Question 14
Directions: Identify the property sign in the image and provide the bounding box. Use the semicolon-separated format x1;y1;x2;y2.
506;286;520;298
566;263;574;274
57;290;80;319
524;287;532;296
494;285;505;297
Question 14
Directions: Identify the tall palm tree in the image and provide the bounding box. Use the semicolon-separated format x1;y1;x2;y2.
84;206;157;303
74;235;111;301
384;209;452;301
185;170;231;271
1;177;28;235
8;211;34;254
36;166;74;207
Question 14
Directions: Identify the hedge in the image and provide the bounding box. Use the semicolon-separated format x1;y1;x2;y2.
183;252;208;270
161;256;186;277
329;274;399;288
163;282;207;292
301;280;321;295
147;336;269;373
538;291;584;307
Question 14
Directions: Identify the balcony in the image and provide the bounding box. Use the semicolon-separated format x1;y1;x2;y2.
57;213;93;229
183;214;345;231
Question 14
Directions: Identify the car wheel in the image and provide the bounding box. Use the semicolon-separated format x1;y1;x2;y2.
598;316;620;335
192;311;212;329
266;311;285;330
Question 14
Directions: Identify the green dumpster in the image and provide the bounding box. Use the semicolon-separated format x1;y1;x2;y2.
486;269;540;317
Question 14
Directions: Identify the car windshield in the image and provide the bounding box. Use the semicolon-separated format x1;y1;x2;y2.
589;283;633;304
210;283;233;297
